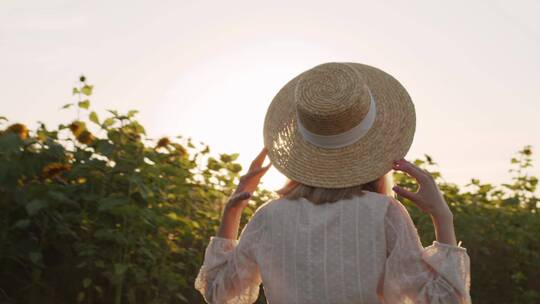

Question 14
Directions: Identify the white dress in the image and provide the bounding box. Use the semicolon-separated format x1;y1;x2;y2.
194;191;471;304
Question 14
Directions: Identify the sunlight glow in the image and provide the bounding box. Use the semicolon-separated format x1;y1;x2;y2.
154;41;333;191
0;0;538;191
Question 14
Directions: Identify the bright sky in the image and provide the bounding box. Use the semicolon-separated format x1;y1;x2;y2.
1;0;539;192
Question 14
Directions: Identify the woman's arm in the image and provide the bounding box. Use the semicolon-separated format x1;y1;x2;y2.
194;206;267;304
430;210;457;246
382;158;470;303
382;197;471;304
217;147;271;240
194;147;271;303
217;203;245;240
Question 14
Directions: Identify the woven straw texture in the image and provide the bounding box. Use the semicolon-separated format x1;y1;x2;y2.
263;62;416;188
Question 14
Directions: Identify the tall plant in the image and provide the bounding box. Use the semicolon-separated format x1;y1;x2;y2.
0;76;275;303
0;77;538;303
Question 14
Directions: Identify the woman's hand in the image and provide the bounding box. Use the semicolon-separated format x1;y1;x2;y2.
225;147;272;212
391;158;452;218
392;158;457;246
217;147;271;240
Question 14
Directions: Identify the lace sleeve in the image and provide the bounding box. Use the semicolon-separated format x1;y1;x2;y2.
381;197;472;304
194;207;266;304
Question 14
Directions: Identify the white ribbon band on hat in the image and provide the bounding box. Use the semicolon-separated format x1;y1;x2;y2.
296;87;377;149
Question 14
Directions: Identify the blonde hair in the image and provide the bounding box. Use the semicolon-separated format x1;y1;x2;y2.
275;172;395;205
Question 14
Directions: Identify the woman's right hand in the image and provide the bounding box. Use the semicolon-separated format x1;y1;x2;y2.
391;158;452;218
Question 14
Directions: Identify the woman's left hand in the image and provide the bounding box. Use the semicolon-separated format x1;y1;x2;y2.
225;147;272;211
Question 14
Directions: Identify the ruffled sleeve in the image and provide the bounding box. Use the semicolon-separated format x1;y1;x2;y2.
381;197;472;304
194;206;266;304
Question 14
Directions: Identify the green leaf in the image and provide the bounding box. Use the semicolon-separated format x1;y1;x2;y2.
78;100;90;109
72;87;80;95
98;196;129;212
77;291;85;302
94;286;103;294
130;121;146;135
93;228;118;241
114;263;128;275
89;111;99;124
102;117;115;128
81;84;93;96
26;199;46;216
107;109;119;116
127;110;139;118
62;103;73;109
11;219;31;229
0;132;23;155
29;252;42;264
94;260;105;268
207;157;222;171
229;163;242;173
220;154;232;163
48;191;77;207
95;139;114;157
83;278;92;288
220;153;240;163
230;153;239;161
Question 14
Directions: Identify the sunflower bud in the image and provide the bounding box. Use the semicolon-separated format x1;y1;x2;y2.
77;130;95;145
156;137;170;149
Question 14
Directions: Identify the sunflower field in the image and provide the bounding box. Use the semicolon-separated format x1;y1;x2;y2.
0;78;538;304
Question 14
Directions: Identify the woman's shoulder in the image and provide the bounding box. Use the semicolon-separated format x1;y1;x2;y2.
357;191;395;217
254;191;394;214
252;196;296;214
358;191;393;203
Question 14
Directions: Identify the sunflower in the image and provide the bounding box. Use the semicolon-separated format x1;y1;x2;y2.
42;162;72;179
69;121;86;137
77;130;95;145
171;143;187;157
155;137;170;149
6;123;29;140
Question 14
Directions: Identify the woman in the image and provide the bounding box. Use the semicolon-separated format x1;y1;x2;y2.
194;62;471;303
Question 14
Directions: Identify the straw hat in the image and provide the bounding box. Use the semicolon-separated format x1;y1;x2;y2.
263;62;416;188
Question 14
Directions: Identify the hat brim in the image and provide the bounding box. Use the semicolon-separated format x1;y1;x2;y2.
263;62;416;188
